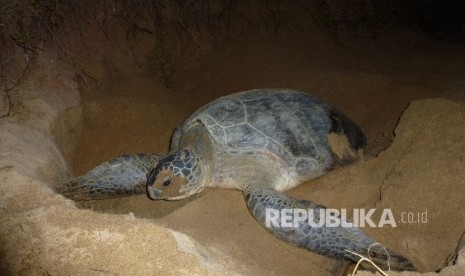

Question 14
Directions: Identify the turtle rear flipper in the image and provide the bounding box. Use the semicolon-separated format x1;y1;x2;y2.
240;174;415;271
57;153;163;200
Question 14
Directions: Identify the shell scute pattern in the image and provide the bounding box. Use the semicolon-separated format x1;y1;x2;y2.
224;124;267;149
243;97;314;156
205;98;246;127
264;139;294;164
209;124;226;143
295;158;319;175
184;90;335;176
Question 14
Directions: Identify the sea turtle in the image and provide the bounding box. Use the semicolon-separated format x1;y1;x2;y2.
59;89;414;271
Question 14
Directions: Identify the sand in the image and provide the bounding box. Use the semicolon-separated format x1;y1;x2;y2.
1;29;465;275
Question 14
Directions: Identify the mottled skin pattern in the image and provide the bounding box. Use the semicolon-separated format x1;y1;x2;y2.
146;150;203;200
241;182;413;270
58;153;162;200
60;89;414;271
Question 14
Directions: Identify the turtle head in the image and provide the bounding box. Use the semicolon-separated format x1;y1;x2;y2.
146;150;204;200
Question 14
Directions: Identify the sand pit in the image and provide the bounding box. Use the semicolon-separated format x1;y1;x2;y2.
0;57;238;275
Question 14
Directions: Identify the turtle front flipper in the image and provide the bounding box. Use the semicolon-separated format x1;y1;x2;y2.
241;182;415;271
57;153;163;200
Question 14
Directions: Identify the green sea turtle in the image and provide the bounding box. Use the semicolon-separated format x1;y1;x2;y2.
59;89;414;271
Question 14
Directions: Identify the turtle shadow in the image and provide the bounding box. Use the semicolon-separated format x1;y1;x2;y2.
75;193;201;218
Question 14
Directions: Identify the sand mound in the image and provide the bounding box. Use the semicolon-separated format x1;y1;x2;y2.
0;58;237;275
288;98;465;275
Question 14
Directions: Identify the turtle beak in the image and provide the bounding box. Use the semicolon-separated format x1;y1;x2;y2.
147;185;163;200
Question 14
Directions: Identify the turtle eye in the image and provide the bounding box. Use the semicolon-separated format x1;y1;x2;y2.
163;177;172;187
369;251;378;258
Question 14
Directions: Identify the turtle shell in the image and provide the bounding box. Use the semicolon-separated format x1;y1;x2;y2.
170;89;365;180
